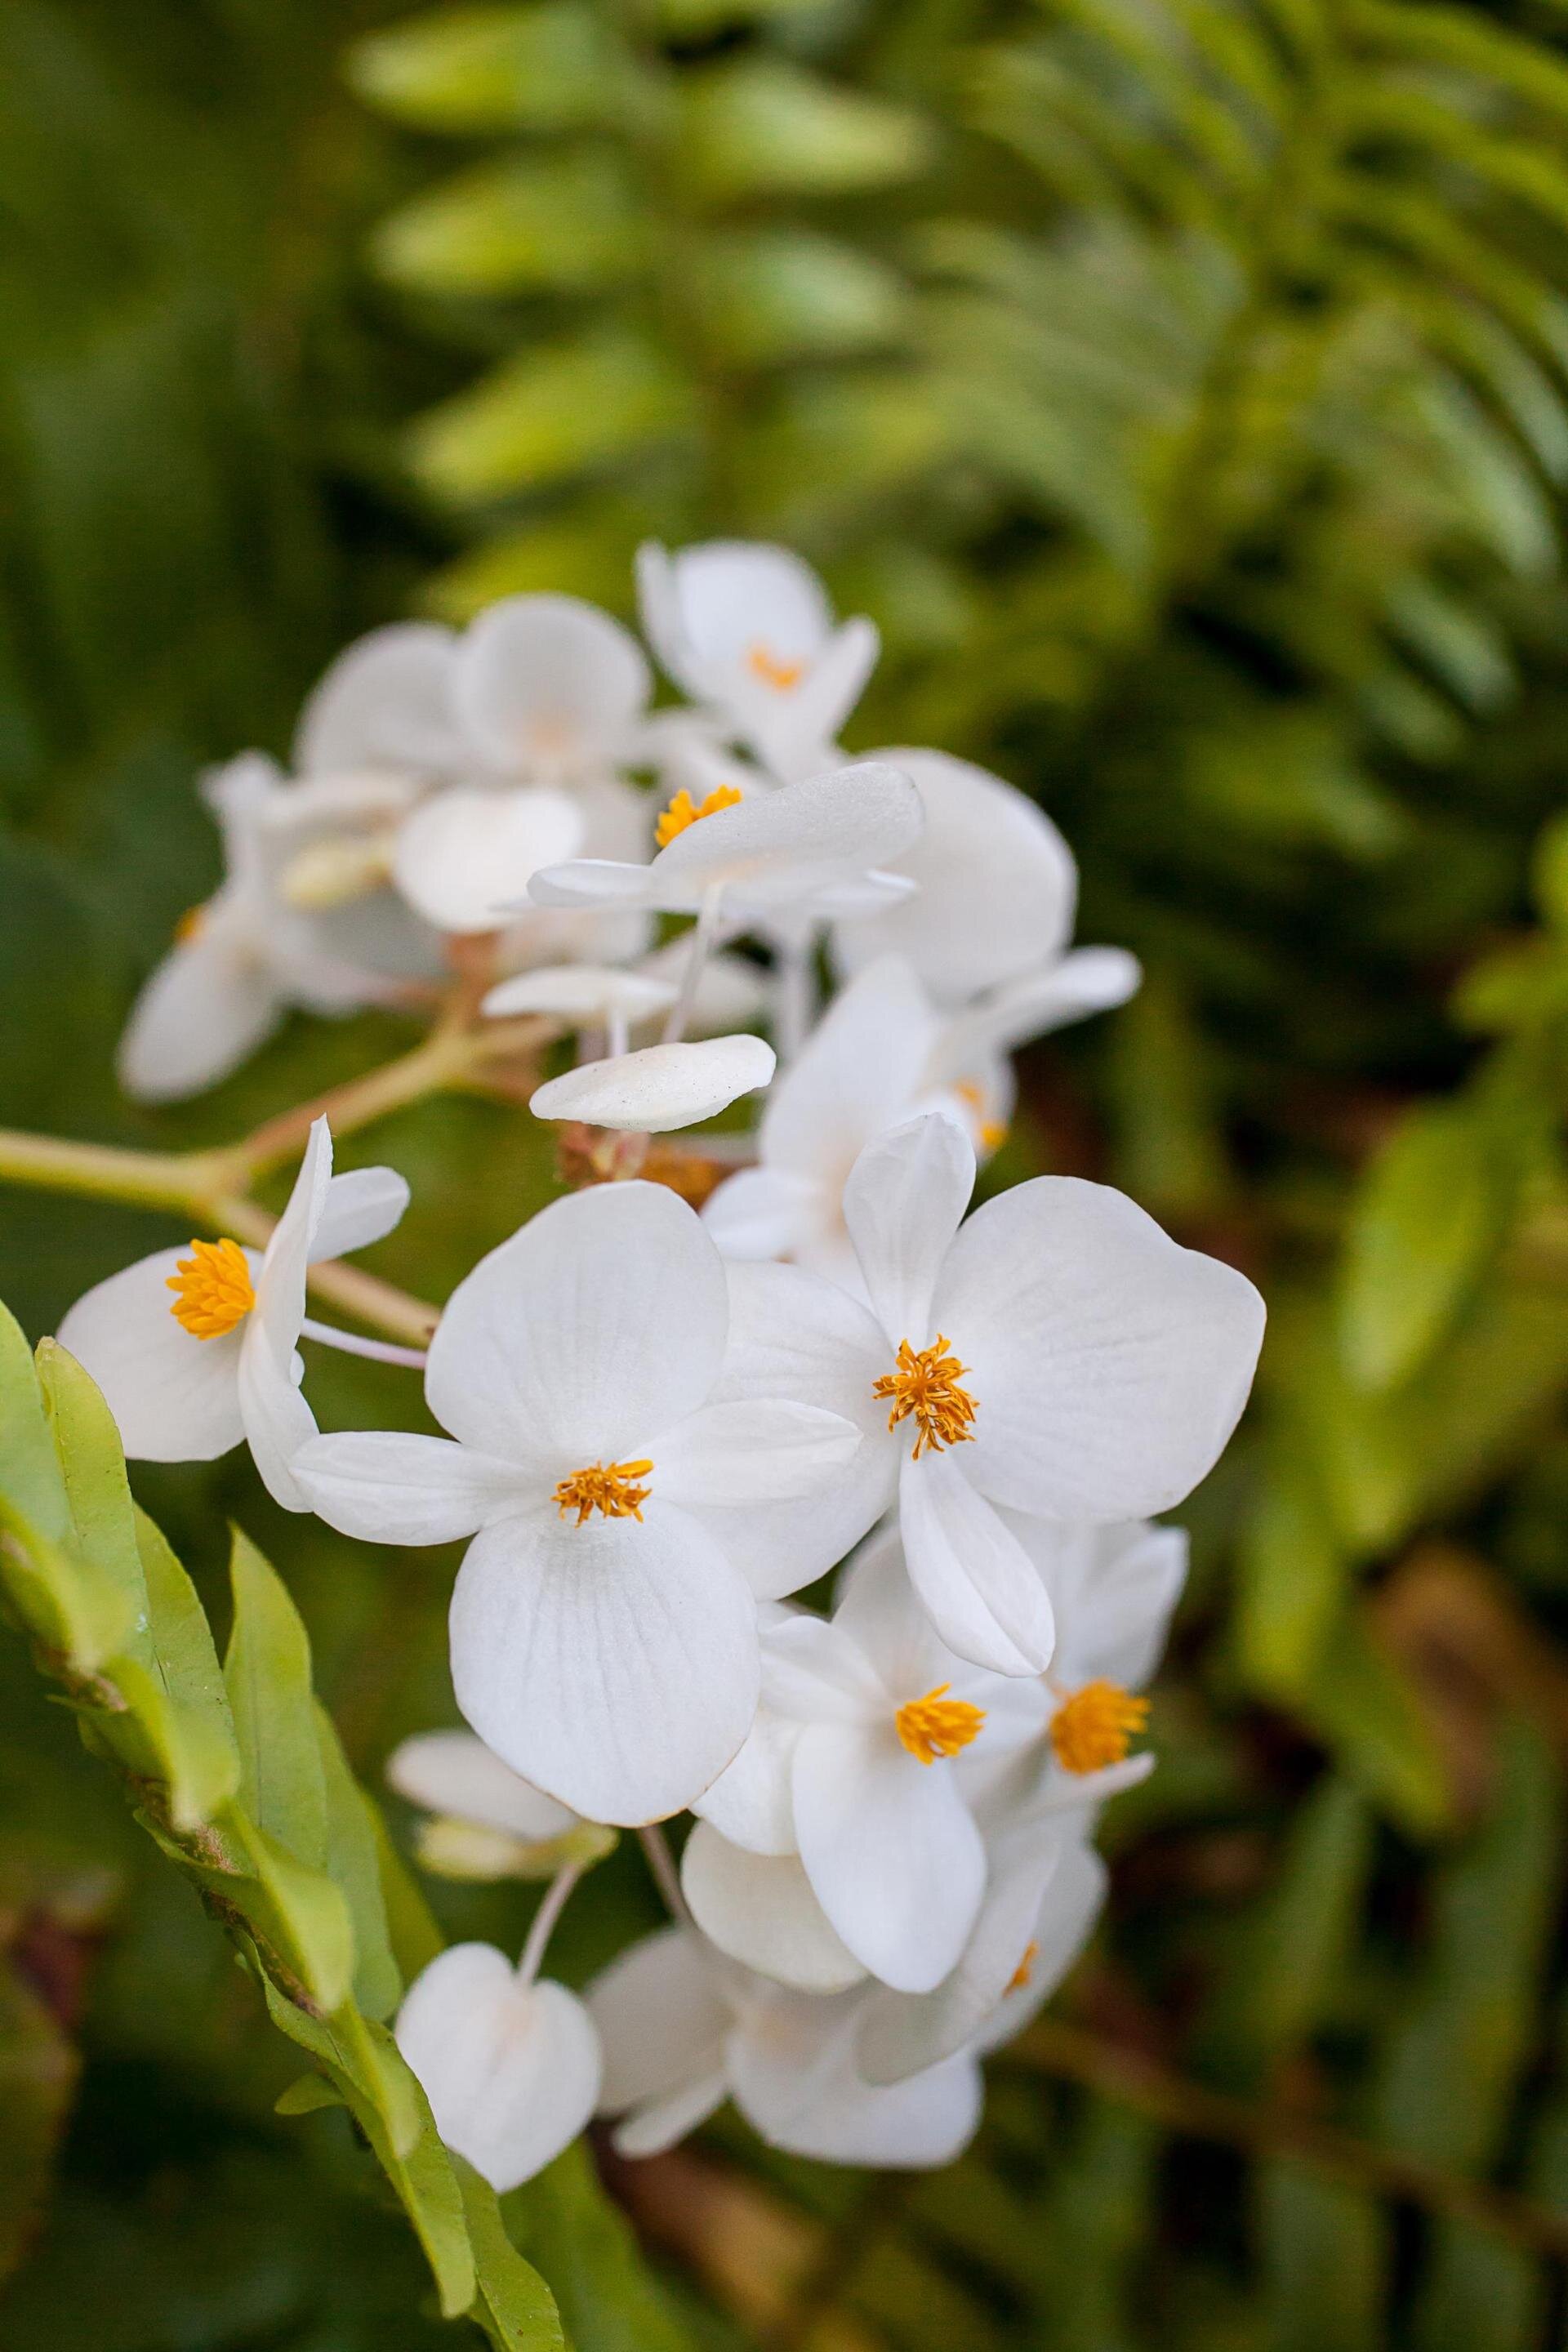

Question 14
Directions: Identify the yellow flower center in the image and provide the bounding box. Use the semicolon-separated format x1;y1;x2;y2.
553;1459;654;1526
167;1238;256;1339
1005;1939;1040;1995
174;902;209;944
1049;1681;1149;1775
953;1080;1009;1154
654;783;745;849
872;1335;978;1459
746;643;805;692
894;1684;986;1766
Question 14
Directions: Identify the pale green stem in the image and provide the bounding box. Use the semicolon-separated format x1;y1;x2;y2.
516;1862;584;1989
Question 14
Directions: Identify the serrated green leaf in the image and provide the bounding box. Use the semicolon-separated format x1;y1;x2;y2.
0;1306;131;1671
691;229;910;367
34;1338;148;1632
224;1531;327;1869
456;2159;565;2352
274;2071;345;2117
230;1815;356;2019
1290;1608;1450;1836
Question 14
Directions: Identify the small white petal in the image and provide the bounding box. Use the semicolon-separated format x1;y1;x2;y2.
973;1838;1108;2057
295;621;461;775
453;594;649;774
56;1251;249;1463
612;2071;729;2158
292;1431;526;1544
729;1993;981;2167
394;786;584;933
691;1704;801;1855
683;1823;866;1993
702;1165;821;1261
898;1451;1055;1676
311;1165;410;1261
529;1036;775;1134
236;1325;318;1511
480;964;676;1023
844;1114;975;1349
394;1948;600;2193
117;926;283;1104
386;1731;579;1839
657;1397;862;1509
587;1922;731;2118
1003;1517;1187;1692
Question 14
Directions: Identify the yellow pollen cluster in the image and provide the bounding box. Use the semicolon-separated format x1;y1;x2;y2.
895;1684;986;1766
654;783;744;848
174;902;209;944
167;1238;256;1339
1005;1939;1040;1995
1049;1681;1149;1775
553;1459;654;1526
955;1080;1009;1156
746;643;805;691
873;1335;978;1459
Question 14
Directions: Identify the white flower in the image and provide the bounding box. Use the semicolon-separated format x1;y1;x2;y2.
292;1183;864;1825
56;1119;406;1510
529;1036;777;1134
391;785;587;934
831;750;1082;1007
385;1729;595;1878
479;964;678;1030
118;757;434;1103
718;1114;1264;1677
528;762;922;927
688;1535;1050;1993
588;1925;979;2168
638;540;879;782
394;1942;600;2193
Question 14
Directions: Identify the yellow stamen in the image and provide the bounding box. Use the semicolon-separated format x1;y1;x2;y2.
954;1080;1008;1156
979;1120;1009;1153
553;1459;654;1526
1049;1681;1149;1775
174;902;209;944
167;1238;256;1339
872;1334;978;1459
654;783;744;849
746;643;805;692
1005;1940;1040;1995
894;1683;986;1766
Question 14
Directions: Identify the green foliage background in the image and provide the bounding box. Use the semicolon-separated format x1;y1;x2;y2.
5;0;1568;2344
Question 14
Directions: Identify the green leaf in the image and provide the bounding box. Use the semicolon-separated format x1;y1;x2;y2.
677;57;935;203
223;1530;327;1869
350;2;624;136
1290;1608;1450;1837
502;2140;687;2352
411;330;695;503
0;1304;131;1672
315;1700;403;2024
1258;2161;1387;2352
126;1507;239;1827
456;2159;565;2352
372;152;645;297
691;229;910;368
1236;1459;1353;1696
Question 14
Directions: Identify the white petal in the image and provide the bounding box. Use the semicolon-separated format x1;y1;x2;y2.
116;927;283;1103
763;1611;887;1725
791;1724;986;1993
448;1505;760;1824
843;1114;974;1348
729;1995;981;2167
394;1949;600;2193
833;749;1078;1005
480;964;675;1022
899;1451;1054;1675
394;786;584;933
386;1731;578;1839
612;2071;729;2158
973;1838;1107;2056
526;858;658;912
641;540;834;690
587;1923;731;2117
759;956;937;1182
931;948;1142;1085
702;1166;821;1261
657;1398;862;1509
454;594;649;773
256;1118;333;1357
237;1325;318;1511
530;1036;775;1134
311;1165;410;1261
292;1431;526;1544
831;1525;992;1706
691;1704;800;1855
56;1251;247;1463
425;1180;728;1465
295;621;461;775
652;762;923;912
781;618;880;761
1004;1517;1187;1692
938;1177;1267;1519
682;1824;866;1993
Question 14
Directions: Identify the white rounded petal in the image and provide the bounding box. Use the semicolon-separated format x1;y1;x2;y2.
56;1251;248;1463
781;619;880;764
292;1431;526;1544
480;964;676;1022
729;1994;981;2167
394;1948;600;2193
834;750;1078;1005
691;1706;800;1855
657;1397;862;1510
899;1451;1055;1676
425;1180;729;1465
702;1166;821;1261
831;1525;1002;1708
394;785;584;933
454;594;649;773
976;1838;1107;2056
530;1036;775;1134
116;928;283;1104
612;2071;729;2158
651;762;923;913
236;1326;318;1511
295;621;461;776
386;1731;578;1839
760;956;937;1182
1004;1517;1188;1691
449;1505;760;1825
844;1114;975;1349
643;540;834;685
763;1612;888;1726
791;1724;986;1993
587;1923;732;2117
311;1165;410;1261
938;1177;1267;1520
683;1823;866;1993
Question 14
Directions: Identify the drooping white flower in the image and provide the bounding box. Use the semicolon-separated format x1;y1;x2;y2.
588;1924;980;2168
386;1729;592;1878
56;1119;406;1510
479;964;677;1031
717;1114;1264;1677
292;1183;863;1825
638;541;879;782
394;1942;601;2192
529;1036;776;1134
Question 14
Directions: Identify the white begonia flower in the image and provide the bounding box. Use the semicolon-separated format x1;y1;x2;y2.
716;1113;1264;1678
294;621;470;779
638;540;879;783
831;750;1081;1008
394;1942;600;2193
384;1728;605;1881
118;757;434;1104
528;1036;776;1134
390;784;586;935
56;1118;405;1511
588;1925;980;2168
527;761;922;927
291;1182;864;1826
690;1535;1051;1995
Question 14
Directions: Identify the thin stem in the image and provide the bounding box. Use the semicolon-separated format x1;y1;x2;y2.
0;1128;227;1215
298;1318;428;1370
515;1862;584;1989
637;1824;690;1924
606;1007;630;1061
662;884;727;1045
772;933;817;1064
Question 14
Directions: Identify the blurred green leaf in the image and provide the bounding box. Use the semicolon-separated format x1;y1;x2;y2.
412;329;696;502
350;3;625;136
372;153;646;296
677;57;935;202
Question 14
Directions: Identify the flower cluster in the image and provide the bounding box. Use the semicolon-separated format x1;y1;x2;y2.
60;543;1265;2190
